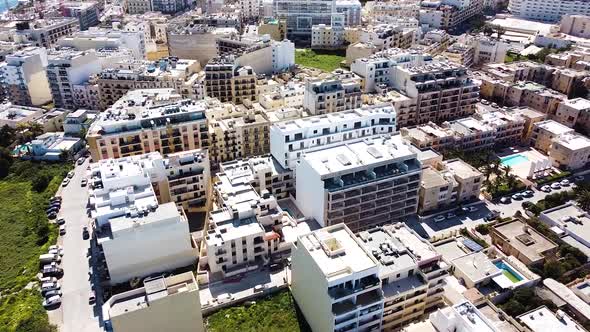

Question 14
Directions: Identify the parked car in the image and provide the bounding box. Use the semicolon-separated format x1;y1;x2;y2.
216;293;233;304
511;193;523;200
49;196;62;203
434;215;446;223
77;157;85;165
40;276;57;284
541;185;552;192
82;226;89;240
43;289;62;298
61;178;70;187
42;266;63;277
48;248;64;257
523;190;534;197
551;182;561;189
48;245;62;251
561;179;570;186
485;210;501;221
500;197;511;204
447;212;456;218
47;212;57;219
39;253;60;264
59;225;66;236
575;175;585;182
41;282;61;294
468;206;478;212
81;179;88;187
42;295;62;308
67;171;75;178
88;291;96;304
56;218;65;225
254;284;266;292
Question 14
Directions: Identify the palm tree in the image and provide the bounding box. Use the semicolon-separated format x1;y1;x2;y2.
575;188;590;211
481;164;494;181
501;165;512;178
490;159;502;177
506;173;518;189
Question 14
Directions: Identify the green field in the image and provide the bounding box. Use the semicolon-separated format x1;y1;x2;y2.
206;290;311;332
0;161;69;332
295;49;345;72
0;290;57;332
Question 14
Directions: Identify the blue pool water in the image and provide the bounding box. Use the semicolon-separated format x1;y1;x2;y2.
501;154;529;167
494;261;524;282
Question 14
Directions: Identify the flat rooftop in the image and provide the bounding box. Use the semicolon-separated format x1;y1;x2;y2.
452;252;501;283
421;167;450;188
563;98;590;111
535;120;574;136
108;202;180;234
299;224;378;282
445;159;481;180
544;278;590;322
302;134;418;176
555;133;590;151
433;238;472;262
492;220;558;263
518;306;585;332
358;227;417;278
542;203;590;245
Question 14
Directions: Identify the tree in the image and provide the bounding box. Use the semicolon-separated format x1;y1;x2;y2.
543;260;565;279
483;25;494;36
575;188;590;211
0;147;13;178
59;149;70;162
78;127;87;140
0;124;16;147
31;172;52;193
502;299;525;317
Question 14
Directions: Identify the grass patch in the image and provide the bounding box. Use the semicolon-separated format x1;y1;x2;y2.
295;49;344;72
206;290;311;332
0;290;57;332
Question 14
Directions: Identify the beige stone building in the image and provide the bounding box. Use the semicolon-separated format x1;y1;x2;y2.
530;119;574;153
87;90;209;161
549;133;590;170
109;272;204;332
490;219;558;266
554;98;590;131
512;106;548;140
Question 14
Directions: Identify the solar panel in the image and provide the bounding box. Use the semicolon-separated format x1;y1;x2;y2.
463;238;483;252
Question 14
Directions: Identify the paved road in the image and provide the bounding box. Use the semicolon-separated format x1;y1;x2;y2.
47;159;103;332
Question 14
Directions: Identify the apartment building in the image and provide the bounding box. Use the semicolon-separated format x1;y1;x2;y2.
560;15;590;38
109;272;204;332
513;106;547;140
296;135;421;232
204;57;260;104
419;0;484;30
554;98;590;131
291;223;384;332
312;24;346;49
419;159;483;213
270;104;397;170
219;155;294;199
123;13;169;60
259;82;305;110
530;119;574;153
14;19;79;48
159;149;210;210
46;49;102;110
474;104;526;146
61;2;100;31
63;109;95;136
0;103;45;128
59;28;146;59
0;47;52;106
231;66;257;104
345;24;417;64
96;57;201;110
431;301;500;332
443;43;474;67
352;51;479;127
359;224;448;329
303;69;362;115
87;90;209;161
273;0;361;41
204;181;306;279
89;158;198;285
208;111;270;167
508;0;590;22
473;37;508;66
215;37;295;75
549;133;590;170
369;0;420;21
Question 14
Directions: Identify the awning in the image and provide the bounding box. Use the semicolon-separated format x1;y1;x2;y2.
492;274;514;289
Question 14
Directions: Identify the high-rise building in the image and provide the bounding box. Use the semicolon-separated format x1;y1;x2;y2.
14;19;79;48
296;135;421;232
508;0;590;22
303;69;362;115
61;2;100;31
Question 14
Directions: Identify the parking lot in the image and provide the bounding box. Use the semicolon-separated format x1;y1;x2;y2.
46;158;104;332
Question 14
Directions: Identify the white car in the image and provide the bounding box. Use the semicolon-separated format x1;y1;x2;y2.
48;245;62;251
41;282;61;294
39;276;57;283
216;293;234;304
42;295;62;308
61;178;70;187
561;179;570;186
433;215;446;223
254;284;266;292
67;171;75;178
59;225;66;236
551;182;561;189
48;248;64;257
541;185;552;192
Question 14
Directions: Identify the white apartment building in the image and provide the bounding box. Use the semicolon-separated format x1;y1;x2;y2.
46;49;102;110
303;69;362;115
89;158;197;285
291;223;384;332
530;119;574;153
312;24;346;49
235;38;295;75
296;135;421;232
560;15;590;38
219;155;294;199
59;28;146;59
474;105;526;146
87;91;209;161
108;272;204;332
240;0;260;20
259;82;305;110
430;301;500;332
473;37;508;65
0;103;45;128
554;98;590;130
549;133;590;170
270;104;397;170
508;0;590;22
0;47;52;106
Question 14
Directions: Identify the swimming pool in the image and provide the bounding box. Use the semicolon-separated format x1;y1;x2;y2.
494;261;524;283
501;154;529;167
